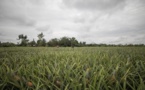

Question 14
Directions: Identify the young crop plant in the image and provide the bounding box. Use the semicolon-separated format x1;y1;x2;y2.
0;47;145;90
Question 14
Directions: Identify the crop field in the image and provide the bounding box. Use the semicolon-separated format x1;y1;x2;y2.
0;47;145;90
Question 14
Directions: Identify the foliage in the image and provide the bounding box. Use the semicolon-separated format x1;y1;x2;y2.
29;39;36;47
0;32;144;47
37;32;44;41
18;34;29;46
37;33;46;46
79;41;86;47
47;38;59;46
0;47;145;90
70;37;79;47
0;42;15;47
48;37;79;47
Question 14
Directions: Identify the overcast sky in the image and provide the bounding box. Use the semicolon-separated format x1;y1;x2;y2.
0;0;145;44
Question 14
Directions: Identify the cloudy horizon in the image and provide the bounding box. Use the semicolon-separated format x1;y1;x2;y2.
0;0;145;44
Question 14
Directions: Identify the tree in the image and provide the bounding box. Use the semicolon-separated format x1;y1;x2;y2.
70;37;78;47
48;38;59;46
18;34;29;46
37;32;46;46
29;39;36;46
42;39;46;46
0;41;1;47
0;42;15;47
47;37;80;47
38;32;44;41
59;37;71;47
82;42;86;46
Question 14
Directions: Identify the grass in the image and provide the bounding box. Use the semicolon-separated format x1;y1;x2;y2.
0;47;145;90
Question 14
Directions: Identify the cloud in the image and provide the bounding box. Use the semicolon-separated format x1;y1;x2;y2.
36;25;50;32
0;15;36;27
29;0;45;5
62;0;126;11
0;0;36;27
0;0;145;44
109;34;145;44
73;17;86;23
0;27;40;43
0;31;6;36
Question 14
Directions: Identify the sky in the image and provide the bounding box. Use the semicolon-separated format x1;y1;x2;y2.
0;0;145;44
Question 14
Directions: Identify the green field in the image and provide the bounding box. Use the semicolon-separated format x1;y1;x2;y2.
0;47;145;90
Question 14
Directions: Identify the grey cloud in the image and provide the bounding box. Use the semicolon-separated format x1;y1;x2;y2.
77;24;145;44
63;0;126;11
29;0;45;5
47;30;53;35
0;0;145;44
0;32;4;36
17;18;36;27
134;35;145;43
110;35;145;44
103;29;145;37
36;25;50;32
109;36;128;44
0;0;36;27
94;29;145;40
79;25;91;32
100;27;145;44
0;13;36;27
36;25;53;37
74;17;86;23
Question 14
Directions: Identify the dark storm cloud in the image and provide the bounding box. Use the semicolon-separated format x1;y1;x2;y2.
63;0;126;11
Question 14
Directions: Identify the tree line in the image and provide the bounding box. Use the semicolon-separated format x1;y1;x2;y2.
0;32;86;47
0;32;144;47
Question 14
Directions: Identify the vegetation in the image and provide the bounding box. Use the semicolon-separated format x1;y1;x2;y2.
0;32;144;47
18;34;29;46
37;33;46;47
0;47;145;90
